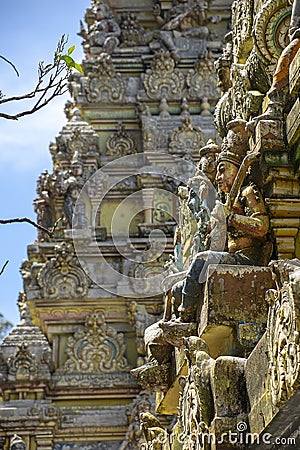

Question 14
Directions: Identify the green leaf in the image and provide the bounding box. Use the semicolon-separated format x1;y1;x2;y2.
61;55;75;68
74;63;83;73
68;45;76;56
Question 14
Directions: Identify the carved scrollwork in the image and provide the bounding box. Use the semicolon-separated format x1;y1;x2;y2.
37;242;90;298
84;53;125;103
143;50;185;100
59;312;130;374
253;0;292;72
106;123;137;157
267;280;300;406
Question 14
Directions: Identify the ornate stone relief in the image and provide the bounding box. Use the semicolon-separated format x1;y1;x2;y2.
231;0;254;63
143;50;185;100
84;53;125;103
79;0;121;57
128;302;158;366
267;265;300;406
0;303;52;387
119;391;154;450
52;108;100;161
37;242;90;298
34;169;52;242
169;116;204;158
187;55;220;99
106;123;137;158
58;312;130;374
119;12;146;47
253;0;292;73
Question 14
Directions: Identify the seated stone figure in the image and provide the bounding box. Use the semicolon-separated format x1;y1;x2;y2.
176;120;270;322
131;119;271;391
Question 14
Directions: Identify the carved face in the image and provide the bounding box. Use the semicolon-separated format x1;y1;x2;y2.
215;161;238;193
217;67;232;93
198;153;217;182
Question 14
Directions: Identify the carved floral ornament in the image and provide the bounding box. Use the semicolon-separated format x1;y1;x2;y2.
267;280;300;406
58;312;130;374
83;53;125;103
37;242;90;299
143;50;185;100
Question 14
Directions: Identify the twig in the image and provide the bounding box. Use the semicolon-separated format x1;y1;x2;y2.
0;260;9;276
0;217;61;237
0;55;20;76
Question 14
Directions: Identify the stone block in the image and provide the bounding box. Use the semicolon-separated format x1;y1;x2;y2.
255;120;285;152
199;265;275;357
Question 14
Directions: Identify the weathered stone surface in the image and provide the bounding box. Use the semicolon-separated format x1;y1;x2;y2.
199;264;275;356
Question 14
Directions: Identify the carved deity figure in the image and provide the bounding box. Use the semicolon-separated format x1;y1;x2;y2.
62;152;87;228
173;119;270;322
80;0;121;55
34;169;52;241
152;0;209;60
131;119;271;391
119;392;153;450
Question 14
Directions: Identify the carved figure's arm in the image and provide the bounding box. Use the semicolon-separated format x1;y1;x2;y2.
228;185;269;238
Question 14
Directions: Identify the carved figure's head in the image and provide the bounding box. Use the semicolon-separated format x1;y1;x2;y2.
197;139;220;182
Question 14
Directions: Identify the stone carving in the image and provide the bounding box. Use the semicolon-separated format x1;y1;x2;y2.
7;342;37;382
37;242;90;298
128;302;158;366
60;151;87;228
53;108;100;160
84;53;125;103
79;0;120;57
169;116;204;158
10;435;25;450
33;169;53;242
231;0;254;63
0;302;52;387
253;0;292;73
119;12;145;47
267;262;300;406
120;391;154;450
59;312;130;374
106;123;137;158
152;0;210;60
178;338;214;446
143;50;185;100
187;55;220;99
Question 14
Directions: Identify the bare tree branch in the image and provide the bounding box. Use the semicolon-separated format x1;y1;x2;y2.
0;55;20;77
0;216;62;237
0;35;74;121
0;260;9;276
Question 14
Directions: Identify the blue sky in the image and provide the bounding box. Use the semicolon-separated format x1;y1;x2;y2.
0;0;90;325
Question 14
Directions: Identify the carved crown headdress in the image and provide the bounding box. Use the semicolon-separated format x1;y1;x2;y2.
218;119;250;166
